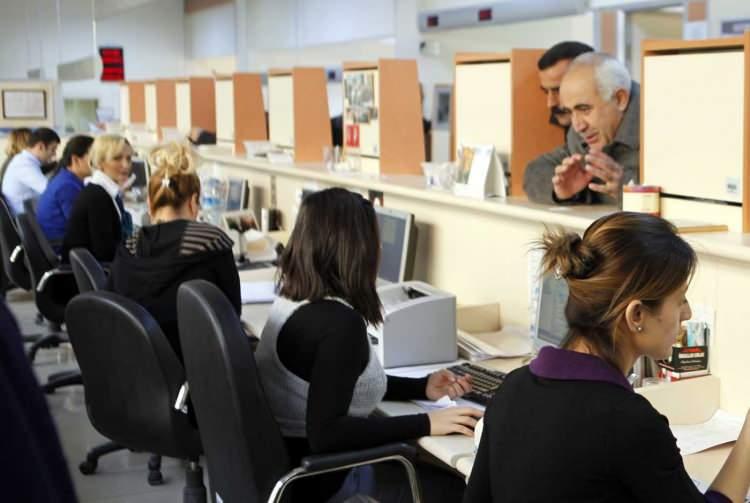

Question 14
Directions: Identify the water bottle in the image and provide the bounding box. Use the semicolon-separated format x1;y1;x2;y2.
199;175;228;225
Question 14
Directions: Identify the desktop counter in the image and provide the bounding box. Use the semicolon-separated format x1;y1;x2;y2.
203;150;750;419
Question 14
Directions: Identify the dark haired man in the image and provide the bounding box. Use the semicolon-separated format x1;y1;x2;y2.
538;41;594;129
2;127;60;214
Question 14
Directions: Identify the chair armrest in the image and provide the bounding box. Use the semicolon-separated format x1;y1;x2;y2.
10;245;23;263
300;442;416;473
37;266;74;292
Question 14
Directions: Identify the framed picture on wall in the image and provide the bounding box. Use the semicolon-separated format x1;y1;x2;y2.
2;89;47;119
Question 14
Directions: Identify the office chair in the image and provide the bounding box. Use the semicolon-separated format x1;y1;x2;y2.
65;291;206;502
177;280;422;503
0;196;33;292
69;248;108;292
16;213;80;364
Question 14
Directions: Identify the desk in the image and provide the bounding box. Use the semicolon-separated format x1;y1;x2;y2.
237;269;731;486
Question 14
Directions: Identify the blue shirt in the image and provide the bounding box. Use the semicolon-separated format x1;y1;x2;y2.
37;168;84;244
1;150;48;214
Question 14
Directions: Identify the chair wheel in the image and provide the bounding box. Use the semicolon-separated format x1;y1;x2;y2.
79;460;97;475
147;470;164;486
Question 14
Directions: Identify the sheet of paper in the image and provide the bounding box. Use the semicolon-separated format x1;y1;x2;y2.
240;281;276;304
671;409;744;456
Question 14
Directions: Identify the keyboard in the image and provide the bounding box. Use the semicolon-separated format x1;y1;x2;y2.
448;362;507;406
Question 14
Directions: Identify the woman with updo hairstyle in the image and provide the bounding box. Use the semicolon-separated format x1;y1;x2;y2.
465;212;750;503
108;142;240;360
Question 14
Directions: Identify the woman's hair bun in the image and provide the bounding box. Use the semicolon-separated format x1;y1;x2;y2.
538;227;598;280
148;142;193;179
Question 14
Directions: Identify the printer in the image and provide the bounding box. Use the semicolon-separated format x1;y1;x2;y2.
368;281;457;368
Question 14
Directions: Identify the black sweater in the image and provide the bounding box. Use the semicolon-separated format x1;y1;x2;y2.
108;219;241;360
277;300;430;501
464;366;712;503
62;184;121;262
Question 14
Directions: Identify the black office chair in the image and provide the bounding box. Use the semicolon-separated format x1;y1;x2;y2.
66;291;206;502
69;248;108;292
177;280;422;503
16;213;77;362
0;197;31;291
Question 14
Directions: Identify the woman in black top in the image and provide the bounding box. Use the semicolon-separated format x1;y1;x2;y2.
465;212;750;503
62;134;134;262
108;142;240;360
255;188;482;502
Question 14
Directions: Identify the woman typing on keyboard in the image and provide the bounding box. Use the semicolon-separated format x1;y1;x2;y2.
465;212;750;503
255;188;483;503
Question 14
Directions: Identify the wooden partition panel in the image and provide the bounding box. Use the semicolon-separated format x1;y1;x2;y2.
189;77;216;132
379;59;424;175
509;49;563;196
233;73;267;155
292;67;331;162
128;81;146;124
156;79;177;140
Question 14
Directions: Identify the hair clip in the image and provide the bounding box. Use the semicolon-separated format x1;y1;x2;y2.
161;176;170;189
554;266;562;280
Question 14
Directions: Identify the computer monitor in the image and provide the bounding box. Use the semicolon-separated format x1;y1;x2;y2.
130;158;149;189
533;274;570;350
375;206;416;284
226;177;249;211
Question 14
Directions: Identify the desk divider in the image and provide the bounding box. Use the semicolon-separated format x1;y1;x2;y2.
127;81;146;125
155;79;177;140
189;77;216;133
233;73;267;155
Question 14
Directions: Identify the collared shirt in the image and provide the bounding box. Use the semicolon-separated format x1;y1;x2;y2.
1;150;48;214
36;168;84;246
463;345;730;503
524;81;641;206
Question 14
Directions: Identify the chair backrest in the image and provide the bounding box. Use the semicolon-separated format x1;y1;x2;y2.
16;214;58;293
69;248;107;292
177;280;290;502
65;291;201;459
0;197;31;290
22;205;58;266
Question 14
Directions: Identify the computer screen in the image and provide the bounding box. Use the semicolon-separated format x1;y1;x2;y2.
375;206;415;284
131;159;149;189
226;178;248;211
534;274;570;349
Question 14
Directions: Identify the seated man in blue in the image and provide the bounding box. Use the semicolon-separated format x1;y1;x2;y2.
37;135;93;251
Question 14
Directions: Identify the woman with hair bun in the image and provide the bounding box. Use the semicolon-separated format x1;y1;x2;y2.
108;142;240;360
465;212;750;503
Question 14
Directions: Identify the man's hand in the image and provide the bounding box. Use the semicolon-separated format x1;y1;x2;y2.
584;150;625;200
552;154;592;200
426;369;472;401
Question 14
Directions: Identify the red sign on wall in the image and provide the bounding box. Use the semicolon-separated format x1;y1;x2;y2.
99;47;124;82
345;124;360;148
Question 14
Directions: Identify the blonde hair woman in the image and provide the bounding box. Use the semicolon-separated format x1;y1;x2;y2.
62;134;133;262
108;142;240;360
0;128;32;185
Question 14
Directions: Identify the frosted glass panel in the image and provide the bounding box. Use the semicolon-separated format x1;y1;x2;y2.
145;84;157;132
215;79;235;142
269;75;294;148
455;62;512;156
176;82;191;134
643;51;744;203
119;86;130;125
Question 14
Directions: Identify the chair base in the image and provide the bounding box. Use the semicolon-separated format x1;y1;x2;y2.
42;369;82;394
79;441;127;475
183;462;206;503
27;332;66;362
148;454;163;486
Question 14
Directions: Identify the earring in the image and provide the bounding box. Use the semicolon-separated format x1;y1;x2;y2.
636;326;643;332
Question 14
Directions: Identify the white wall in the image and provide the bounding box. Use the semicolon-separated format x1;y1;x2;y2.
708;0;750;37
185;2;236;59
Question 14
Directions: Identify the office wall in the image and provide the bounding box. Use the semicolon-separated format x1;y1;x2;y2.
708;0;750;36
185;2;236;59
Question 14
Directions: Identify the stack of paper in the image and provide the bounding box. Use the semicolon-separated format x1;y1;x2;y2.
671;409;744;456
240;281;276;304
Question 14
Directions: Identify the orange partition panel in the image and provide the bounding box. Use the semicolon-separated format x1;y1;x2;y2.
510;49;564;196
292;67;331;162
156;79;177;140
233;73;267;154
128;82;146;124
189;77;216;132
379;59;424;175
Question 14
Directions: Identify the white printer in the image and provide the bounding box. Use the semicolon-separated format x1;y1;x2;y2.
368;281;457;368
